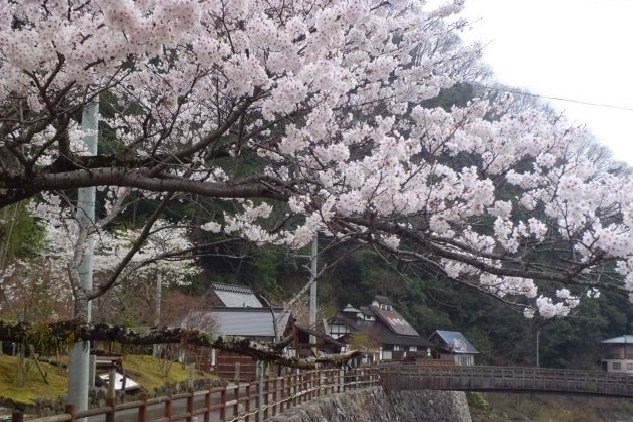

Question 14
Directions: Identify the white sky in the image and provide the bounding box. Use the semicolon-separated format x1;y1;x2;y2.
458;0;633;165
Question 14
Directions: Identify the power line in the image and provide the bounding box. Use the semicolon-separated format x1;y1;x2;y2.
473;83;633;112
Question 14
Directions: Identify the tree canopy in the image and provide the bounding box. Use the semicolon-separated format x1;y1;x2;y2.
1;0;632;319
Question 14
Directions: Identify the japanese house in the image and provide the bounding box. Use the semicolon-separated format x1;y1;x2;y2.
328;296;434;362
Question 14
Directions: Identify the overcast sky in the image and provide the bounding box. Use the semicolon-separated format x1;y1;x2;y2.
458;0;633;165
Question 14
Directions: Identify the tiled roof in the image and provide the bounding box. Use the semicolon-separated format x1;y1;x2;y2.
359;306;375;316
373;295;395;306
334;314;433;348
369;305;420;337
342;304;361;314
210;283;262;307
189;307;290;338
601;335;633;344
431;330;479;354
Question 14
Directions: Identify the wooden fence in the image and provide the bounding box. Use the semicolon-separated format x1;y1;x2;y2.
380;365;633;397
17;368;380;422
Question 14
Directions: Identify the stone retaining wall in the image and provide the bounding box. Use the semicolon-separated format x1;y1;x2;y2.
269;387;471;422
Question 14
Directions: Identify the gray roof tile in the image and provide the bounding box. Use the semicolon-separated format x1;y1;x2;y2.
431;330;479;354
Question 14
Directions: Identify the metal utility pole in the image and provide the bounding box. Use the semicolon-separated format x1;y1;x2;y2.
67;99;99;411
309;232;318;345
153;274;162;357
536;325;540;368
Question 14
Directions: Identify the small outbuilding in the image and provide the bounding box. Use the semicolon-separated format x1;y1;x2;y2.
429;330;479;366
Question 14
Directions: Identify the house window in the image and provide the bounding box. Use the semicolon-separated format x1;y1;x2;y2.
382;350;392;360
409;346;417;352
627;362;633;370
613;362;622;370
393;345;401;351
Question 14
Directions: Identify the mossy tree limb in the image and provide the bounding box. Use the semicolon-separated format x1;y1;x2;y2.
0;320;361;370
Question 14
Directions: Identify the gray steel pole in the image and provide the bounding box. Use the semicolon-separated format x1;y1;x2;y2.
153;274;162;357
67;99;98;411
309;232;318;344
536;326;540;368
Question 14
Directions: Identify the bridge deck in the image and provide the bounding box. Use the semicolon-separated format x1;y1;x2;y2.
379;365;633;398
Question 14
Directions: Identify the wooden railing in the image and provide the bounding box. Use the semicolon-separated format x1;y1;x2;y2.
379;365;633;397
18;368;380;422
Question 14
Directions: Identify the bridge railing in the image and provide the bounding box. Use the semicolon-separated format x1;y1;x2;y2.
379;365;633;397
17;368;381;422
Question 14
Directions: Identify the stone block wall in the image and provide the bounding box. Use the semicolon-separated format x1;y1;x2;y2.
269;387;471;422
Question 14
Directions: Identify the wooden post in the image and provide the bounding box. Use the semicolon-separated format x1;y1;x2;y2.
339;368;345;393
220;387;227;421
138;393;148;422
272;378;278;416
186;388;194;422
235;362;241;383
204;388;211;422
105;397;115;422
11;412;23;422
264;377;270;419
278;377;283;412
305;372;310;402
295;371;300;405
64;405;76;422
234;384;240;420
107;367;116;401
245;383;251;422
165;394;172;422
257;361;265;422
280;377;286;411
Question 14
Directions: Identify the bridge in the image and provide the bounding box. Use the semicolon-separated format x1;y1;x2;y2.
379;365;633;398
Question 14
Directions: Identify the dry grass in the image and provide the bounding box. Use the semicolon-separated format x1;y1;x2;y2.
471;393;633;422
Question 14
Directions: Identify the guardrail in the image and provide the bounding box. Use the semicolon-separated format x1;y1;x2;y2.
16;368;380;422
379;365;633;397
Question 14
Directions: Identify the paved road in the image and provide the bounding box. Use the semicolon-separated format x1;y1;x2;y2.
84;388;259;422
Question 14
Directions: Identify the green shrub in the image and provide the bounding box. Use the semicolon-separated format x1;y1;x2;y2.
466;392;489;410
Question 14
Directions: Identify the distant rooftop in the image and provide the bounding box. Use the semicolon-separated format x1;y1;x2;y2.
342;304;361;314
373;295;395;306
210;282;262;308
370;305;420;337
432;330;479;354
200;307;290;338
601;335;633;344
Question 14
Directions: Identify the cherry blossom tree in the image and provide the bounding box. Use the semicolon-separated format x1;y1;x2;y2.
0;0;631;321
28;189;201;321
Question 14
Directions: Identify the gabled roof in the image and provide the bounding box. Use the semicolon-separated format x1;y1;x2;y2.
190;307;290;338
334;314;433;348
601;335;633;344
359;306;375;316
342;304;361;314
431;330;479;354
369;305;420;337
373;295;395;306
210;282;262;308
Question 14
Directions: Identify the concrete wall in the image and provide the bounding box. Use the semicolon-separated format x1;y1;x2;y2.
269;387;471;422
